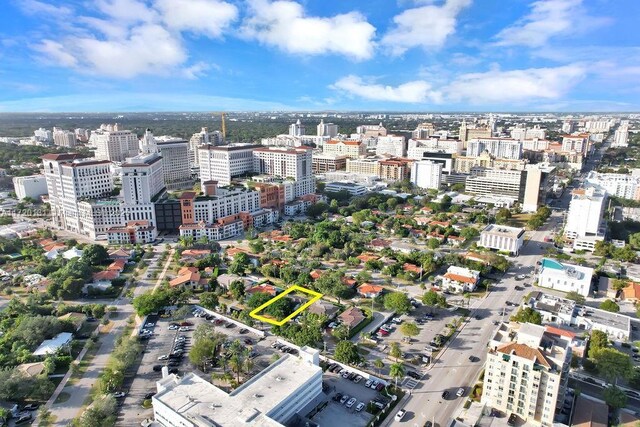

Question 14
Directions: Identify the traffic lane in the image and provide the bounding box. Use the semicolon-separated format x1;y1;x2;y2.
568;378;640;412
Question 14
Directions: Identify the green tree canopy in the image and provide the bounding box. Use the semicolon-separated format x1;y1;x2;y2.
400;322;420;338
199;292;219;310
599;299;620;313
81;244;109;266
592;348;634;384
565;291;586;304
603;386;628;409
422;290;447;308
510;307;542;325
383;292;412;314
334;341;361;365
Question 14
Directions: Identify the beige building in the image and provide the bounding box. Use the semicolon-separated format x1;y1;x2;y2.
483;323;570;427
323;140;366;159
312;153;347;173
346;158;380;176
453;151;527;173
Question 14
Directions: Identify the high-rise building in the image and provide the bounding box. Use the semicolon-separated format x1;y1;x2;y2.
411;123;436;139
74;128;91;143
253;147;312;181
42;153;115;237
467;138;522;160
407;138;463;158
53;128;77;148
198;144;260;186
376;135;407;157
613;124;629;148
561;134;589;155
33;128;52;144
90;126;139;162
120;152;164;229
510;125;546;141
453;151;527;174
289;119;305;137
155;136;192;190
483;322;571;426
586;171;640;200
317;120;338;138
410;160;442;190
311;153;347;174
564;187;607;251
356;123;387;137
323;140;366;159
458;119;491;145
189;127;223;167
13;175;48;200
561;120;576;134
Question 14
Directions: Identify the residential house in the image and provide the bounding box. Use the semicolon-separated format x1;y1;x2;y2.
217;273;252;290
108;248;132;261
246;283;279;296
58;312;87;332
622;282;640;302
357;283;384;298
356;253;380;263
442;266;480;293
308;300;340;319
368;239;391;251
86;270;120;293
310;270;323;281
17;362;47;378
181;249;212;261
403;263;422;276
170;267;206;290
341;276;357;288
107;259;127;273
338;307;366;330
33;332;73;357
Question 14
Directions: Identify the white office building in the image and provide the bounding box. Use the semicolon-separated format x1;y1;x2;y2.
253;147;312;181
188;127;222;167
510;125;546;141
152;347;322;427
376;135;407;157
410;160;442;190
13;175;48;200
537;258;594;297
479;224;525;255
154;136;192;190
317;120;338;137
407;138;463;158
467;138;522;160
120;152;164;230
585;171;640;201
325;181;367;196
33;128;53;144
483;323;570;426
198;144;260;186
90;126;139;162
564;187;606;251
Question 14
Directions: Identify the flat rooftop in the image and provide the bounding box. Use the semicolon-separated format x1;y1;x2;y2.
482;224;525;239
154;352;321;426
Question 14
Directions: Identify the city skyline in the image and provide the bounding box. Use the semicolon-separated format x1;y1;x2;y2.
1;0;639;112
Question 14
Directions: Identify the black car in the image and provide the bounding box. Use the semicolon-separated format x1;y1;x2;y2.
407;371;421;380
152;365;163;372
168;368;179;374
333;393;343;402
144;392;156;399
168;361;180;367
507;413;517;426
239;328;248;334
15;414;32;425
424;422;433;427
441;390;450;399
21;403;39;411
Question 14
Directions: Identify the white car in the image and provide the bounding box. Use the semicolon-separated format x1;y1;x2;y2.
345;397;357;408
365;380;373;388
392;317;402;324
146;323;155;327
168;325;178;330
395;409;406;421
178;327;190;332
355;402;365;412
456;387;465;397
158;355;169;361
112;392;126;398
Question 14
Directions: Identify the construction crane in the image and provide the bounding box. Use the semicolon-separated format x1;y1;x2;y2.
212;112;226;140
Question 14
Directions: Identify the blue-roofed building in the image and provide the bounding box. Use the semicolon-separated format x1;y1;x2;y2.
537;258;594;297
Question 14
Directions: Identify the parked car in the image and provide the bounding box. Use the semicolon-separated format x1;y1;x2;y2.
395;409;406;421
21;403;39;411
355;402;365;412
442;390;450;399
375;383;384;391
153;365;163;372
144;392;156;399
15;414;32;425
346;398;357;408
178;326;191;332
365;380;373;388
370;381;379;389
244;338;253;345
158;355;169;360
113;392;126;398
354;375;362;383
339;395;349;404
407;371;420;380
239;328;248;334
332;393;343;402
456;387;465;397
392;317;403;324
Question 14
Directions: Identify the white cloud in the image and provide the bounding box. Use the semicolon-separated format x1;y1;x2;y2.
446;65;586;103
381;0;471;55
155;0;238;38
241;0;376;60
332;75;442;103
17;0;73;16
494;0;609;48
182;61;211;79
32;40;78;67
94;0;158;23
332;65;585;105
72;25;187;78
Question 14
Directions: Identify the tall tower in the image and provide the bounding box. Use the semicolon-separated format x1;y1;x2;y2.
459;119;468;144
140;128;158;155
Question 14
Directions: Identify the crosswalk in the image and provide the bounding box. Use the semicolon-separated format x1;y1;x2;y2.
402;377;419;388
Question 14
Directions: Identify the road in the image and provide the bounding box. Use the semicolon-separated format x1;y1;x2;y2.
44;244;174;426
384;212;563;427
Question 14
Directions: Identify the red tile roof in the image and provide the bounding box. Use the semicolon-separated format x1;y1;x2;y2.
357;283;384;296
444;272;477;284
496;342;551;368
92;270;119;282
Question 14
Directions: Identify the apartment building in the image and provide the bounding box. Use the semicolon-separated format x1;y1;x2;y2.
90;126;139;162
198;144;260;186
453;151;527;174
479;224;525;255
561;134;589;155
376;135;407;157
346;158;380;176
483;322;570;426
585;171;640;200
43;153;115;237
356;123;387;137
323;140;366;159
289;119;305;136
537;258;594;297
510;125;546;141
53;128;76;148
317;119;338;137
613;125;629;148
120;152;164;230
253;147;312;181
467;138;523;160
13;175;48;200
410;160;442;190
521;139;551;151
312;153;347;173
153;347;322;427
107;220;156;245
564;187;606;251
379;158;412;181
411;122;436;139
189;127;222;167
34;128;53;144
442;266;480;293
459;120;491;145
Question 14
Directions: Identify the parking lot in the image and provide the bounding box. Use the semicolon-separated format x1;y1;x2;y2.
117;307;281;425
312;368;386;427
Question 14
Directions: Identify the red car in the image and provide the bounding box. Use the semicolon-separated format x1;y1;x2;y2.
377;329;389;336
180;321;193;326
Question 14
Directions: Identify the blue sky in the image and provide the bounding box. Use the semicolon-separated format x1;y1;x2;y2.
0;0;639;112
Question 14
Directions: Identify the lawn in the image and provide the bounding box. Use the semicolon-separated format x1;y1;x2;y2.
508;213;532;228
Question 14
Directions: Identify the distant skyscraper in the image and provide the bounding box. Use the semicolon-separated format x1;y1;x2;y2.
410;160;442;190
91;125;139;162
34;128;52;144
53;128;77;148
613;124;629;148
289;119;305;137
316;120;338;138
155;136;192;190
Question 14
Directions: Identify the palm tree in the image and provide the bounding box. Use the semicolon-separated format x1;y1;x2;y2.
244;356;254;375
229;355;243;383
389;363;405;389
373;358;384;375
389;342;402;362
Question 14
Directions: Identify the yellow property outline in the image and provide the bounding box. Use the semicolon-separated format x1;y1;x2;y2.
249;285;323;326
